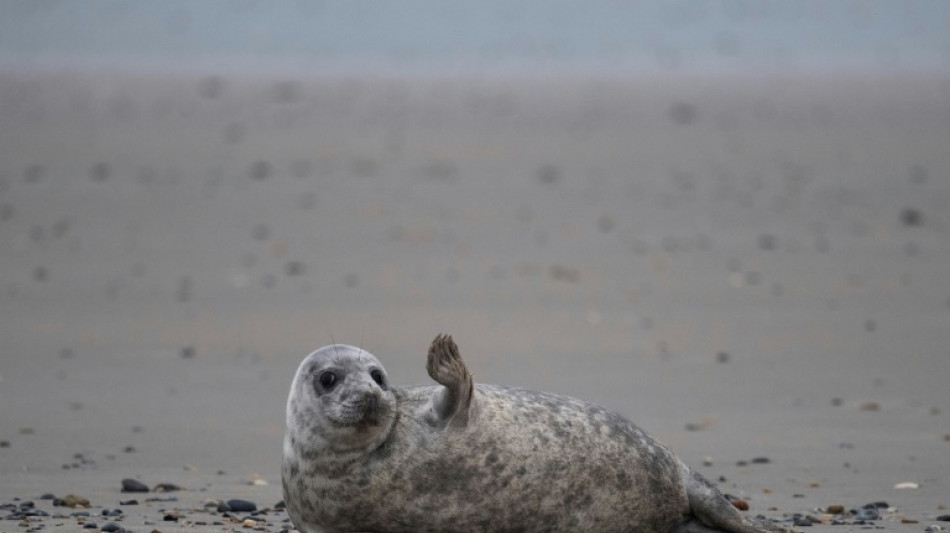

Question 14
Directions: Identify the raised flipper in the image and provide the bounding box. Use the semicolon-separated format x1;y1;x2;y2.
677;470;795;533
425;333;475;428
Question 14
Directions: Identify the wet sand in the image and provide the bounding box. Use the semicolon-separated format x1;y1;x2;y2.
1;69;949;531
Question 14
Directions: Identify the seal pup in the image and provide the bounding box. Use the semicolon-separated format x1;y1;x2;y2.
283;334;792;533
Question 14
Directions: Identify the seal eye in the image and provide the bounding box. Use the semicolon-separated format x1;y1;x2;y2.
317;371;338;391
370;369;387;389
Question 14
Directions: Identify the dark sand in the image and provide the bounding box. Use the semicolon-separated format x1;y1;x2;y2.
1;70;949;532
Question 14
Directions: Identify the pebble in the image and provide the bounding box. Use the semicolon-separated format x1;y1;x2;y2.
100;522;120;532
101;508;123;517
59;494;90;508
242;518;258;527
825;504;845;514
937;515;950;521
226;499;257;513
152;483;182;492
851;506;880;521
730;499;749;511
894;481;919;489
121;478;149;493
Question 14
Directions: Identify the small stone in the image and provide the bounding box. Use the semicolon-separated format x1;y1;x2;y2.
284;261;305;277
84;522;99;529
180;346;195;359
39;493;55;500
216;502;231;513
226;499;257;513
0;440;10;447
249;161;272;180
60;494;90;508
859;401;880;412
937;515;950;521
242;518;257;528
826;504;845;514
757;233;777;251
702;456;714;467
751;457;771;464
118;500;138;506
121;478;149;493
152;483;181;492
101;509;122;517
668;101;698;125
894;481;919;489
716;352;730;364
852;506;880;520
537;164;560;185
900;208;923;227
101;522;120;532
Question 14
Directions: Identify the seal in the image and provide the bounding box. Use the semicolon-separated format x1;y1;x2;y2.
282;334;792;533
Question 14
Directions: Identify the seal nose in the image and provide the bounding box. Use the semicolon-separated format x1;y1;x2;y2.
360;391;380;415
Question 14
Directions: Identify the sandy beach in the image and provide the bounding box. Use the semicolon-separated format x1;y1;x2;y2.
1;69;949;532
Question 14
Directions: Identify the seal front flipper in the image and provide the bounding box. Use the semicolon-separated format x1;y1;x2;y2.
426;333;475;427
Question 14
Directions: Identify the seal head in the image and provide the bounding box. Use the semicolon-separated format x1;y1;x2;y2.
284;344;395;462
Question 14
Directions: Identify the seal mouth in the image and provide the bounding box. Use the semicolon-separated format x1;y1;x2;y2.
324;396;389;429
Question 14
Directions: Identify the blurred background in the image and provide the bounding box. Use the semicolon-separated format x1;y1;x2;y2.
1;0;949;519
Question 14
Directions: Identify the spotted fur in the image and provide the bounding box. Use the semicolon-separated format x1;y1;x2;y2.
282;335;792;533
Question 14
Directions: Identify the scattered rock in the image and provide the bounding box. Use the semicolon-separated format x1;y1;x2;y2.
100;522;121;532
249;160;272;180
549;265;580;283
751;457;771;464
242;518;258;527
894;481;919;489
825;504;845;514
121;478;149;493
900;207;923;227
937;515;950;521
59;494;90;508
226;499;257;513
537;164;560;185
668;101;698;125
152;483;182;492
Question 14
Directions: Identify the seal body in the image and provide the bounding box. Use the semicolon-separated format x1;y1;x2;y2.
282;335;789;533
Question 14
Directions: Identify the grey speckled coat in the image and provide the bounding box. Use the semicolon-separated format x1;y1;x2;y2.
282;334;791;533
